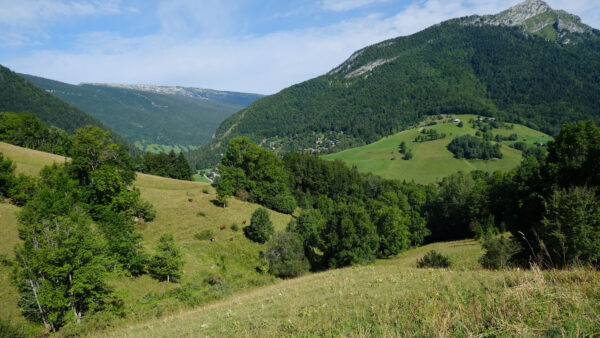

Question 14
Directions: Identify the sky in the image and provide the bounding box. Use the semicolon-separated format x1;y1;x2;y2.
0;0;599;94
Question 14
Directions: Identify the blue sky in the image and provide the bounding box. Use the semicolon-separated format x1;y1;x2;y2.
1;0;599;94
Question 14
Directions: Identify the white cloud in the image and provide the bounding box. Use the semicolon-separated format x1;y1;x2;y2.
322;0;387;12
3;0;599;94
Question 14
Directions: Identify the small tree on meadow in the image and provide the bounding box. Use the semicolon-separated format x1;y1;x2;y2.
244;207;274;243
148;233;184;282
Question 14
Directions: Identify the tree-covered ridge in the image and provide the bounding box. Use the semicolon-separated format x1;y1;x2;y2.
21;74;249;151
0;66;129;148
188;18;600;169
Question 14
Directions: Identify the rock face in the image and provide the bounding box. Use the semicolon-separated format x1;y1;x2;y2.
464;0;596;44
487;0;552;26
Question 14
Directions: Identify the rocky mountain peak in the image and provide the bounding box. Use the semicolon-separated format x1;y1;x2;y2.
489;0;552;26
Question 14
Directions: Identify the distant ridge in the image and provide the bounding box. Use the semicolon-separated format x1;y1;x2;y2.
81;83;263;107
23;75;263;152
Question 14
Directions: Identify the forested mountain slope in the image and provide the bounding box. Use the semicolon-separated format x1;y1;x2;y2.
21;75;261;152
0;65;128;146
188;0;600;169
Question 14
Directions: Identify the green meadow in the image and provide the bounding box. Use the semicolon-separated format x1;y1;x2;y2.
322;115;551;183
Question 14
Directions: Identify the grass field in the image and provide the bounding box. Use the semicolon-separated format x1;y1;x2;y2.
104;239;600;337
322;115;551;183
0;142;292;336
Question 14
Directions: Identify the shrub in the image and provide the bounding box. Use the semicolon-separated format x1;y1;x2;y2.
416;250;450;268
196;210;206;217
133;199;156;221
244;207;274;243
262;232;309;278
479;235;521;269
230;223;239;232
235;189;249;201
202;187;210;194
194;230;214;240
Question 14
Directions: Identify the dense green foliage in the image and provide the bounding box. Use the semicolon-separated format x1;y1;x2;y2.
216;137;296;213
137;150;193;180
21;75;256;150
0;112;72;155
188;20;600;169
0;66;129;148
447;135;503;159
261;232;310;278
479;235;521;269
244;207;274;244
10;126;158;331
416;250;451;268
148;233;184;283
0;152;36;206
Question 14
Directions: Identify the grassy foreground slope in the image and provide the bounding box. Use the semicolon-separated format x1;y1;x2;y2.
322;115;551;183
0;142;291;334
105;239;600;337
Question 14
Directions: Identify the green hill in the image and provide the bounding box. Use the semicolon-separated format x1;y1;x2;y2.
20;75;262;152
0;66;129;147
0;142;291;336
187;0;600;169
322;115;551;183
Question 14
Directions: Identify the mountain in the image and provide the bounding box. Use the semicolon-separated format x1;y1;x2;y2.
0;65;128;146
22;75;263;152
187;0;600;169
466;0;596;44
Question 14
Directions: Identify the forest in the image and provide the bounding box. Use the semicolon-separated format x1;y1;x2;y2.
217;120;600;274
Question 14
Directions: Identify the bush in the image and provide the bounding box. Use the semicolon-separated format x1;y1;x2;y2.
133;199;156;221
244;207;274;243
230;223;239;232
267;193;297;214
196;210;207;217
262;232;310;278
479;235;521;269
235;189;249;201
416;250;450;268
202;187;210;194
194;230;214;240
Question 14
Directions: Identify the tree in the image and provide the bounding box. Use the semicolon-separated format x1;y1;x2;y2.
321;203;379;267
0;152;16;198
14;202;118;331
540;187;600;267
262;232;310;278
244;207;274;243
374;206;411;258
398;141;407;154
70;126;134;185
148;233;184;282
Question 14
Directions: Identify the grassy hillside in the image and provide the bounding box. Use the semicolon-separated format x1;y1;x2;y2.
21;75;250;152
322;115;551;183
104;238;600;337
0;142;292;335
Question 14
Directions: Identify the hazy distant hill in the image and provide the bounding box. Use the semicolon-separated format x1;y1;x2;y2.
0;65;128;146
22;75;263;152
188;0;600;169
